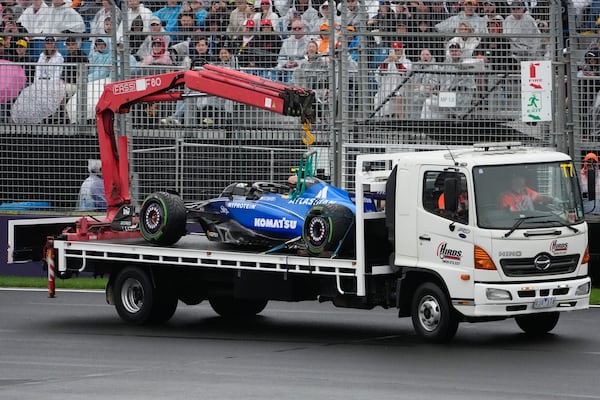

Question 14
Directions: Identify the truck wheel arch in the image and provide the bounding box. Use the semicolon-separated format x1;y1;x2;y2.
396;268;456;318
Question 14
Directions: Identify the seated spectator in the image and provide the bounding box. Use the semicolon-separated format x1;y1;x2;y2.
435;0;487;36
411;16;444;61
90;0;122;36
316;1;340;31
172;12;198;44
316;23;331;55
341;0;365;30
78;159;106;211
204;12;228;56
253;0;280;33
117;0;153;43
294;40;328;100
88;37;112;82
186;0;208;29
277;19;310;71
367;0;396;43
374;41;412;118
474;16;514;71
153;0;182;34
232;19;260;69
140;36;173;66
446;21;480;60
254;19;282;78
227;0;254;40
482;0;503;24
281;0;319;33
8;39;34;82
410;48;439;119
63;36;88;97
17;0;51;40
2;7;27;47
35;36;64;81
503;1;542;61
42;0;86;36
2;0;26;21
420;41;477;119
137;16;171;60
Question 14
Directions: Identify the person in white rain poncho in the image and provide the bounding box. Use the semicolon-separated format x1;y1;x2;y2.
374;41;412;118
420;41;477;119
409;48;439;119
79;159;107;211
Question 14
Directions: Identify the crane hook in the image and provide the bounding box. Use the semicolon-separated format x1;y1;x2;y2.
301;122;314;147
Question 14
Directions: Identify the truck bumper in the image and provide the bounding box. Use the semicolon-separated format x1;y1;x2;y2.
454;277;591;317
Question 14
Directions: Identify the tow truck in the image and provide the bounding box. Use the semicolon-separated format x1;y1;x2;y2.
34;66;590;342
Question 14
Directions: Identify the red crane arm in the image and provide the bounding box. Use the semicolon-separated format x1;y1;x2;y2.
95;66;316;220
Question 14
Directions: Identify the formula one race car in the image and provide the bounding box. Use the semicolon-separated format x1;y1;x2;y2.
139;151;376;256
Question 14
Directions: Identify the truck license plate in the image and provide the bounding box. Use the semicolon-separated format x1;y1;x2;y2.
533;297;557;309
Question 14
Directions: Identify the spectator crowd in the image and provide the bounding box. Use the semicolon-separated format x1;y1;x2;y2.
0;0;579;124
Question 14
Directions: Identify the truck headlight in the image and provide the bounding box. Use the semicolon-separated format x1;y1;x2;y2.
486;288;512;300
575;282;591;296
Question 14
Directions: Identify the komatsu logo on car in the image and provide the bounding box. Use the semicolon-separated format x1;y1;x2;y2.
550;239;568;254
254;217;297;230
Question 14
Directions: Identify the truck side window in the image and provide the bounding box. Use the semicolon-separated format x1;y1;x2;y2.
422;171;469;224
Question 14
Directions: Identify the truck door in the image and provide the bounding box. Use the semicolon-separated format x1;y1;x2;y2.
417;169;474;276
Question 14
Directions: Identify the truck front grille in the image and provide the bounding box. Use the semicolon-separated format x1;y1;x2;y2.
500;254;579;277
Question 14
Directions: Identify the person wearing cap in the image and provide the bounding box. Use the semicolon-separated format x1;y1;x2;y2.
446;21;480;60
435;0;487;36
78;160;106;211
62;36;88;97
7;39;33;82
136;15;172;60
254;18;282;73
34;36;64;81
90;0;122;36
316;22;332;55
227;0;254;40
420;41;477;119
503;1;542;61
152;0;182;34
231;19;260;68
580;153;600;213
252;0;280;33
374;40;412;118
482;0;503;23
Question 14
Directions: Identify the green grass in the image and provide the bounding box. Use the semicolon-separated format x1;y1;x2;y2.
0;276;598;304
0;276;107;290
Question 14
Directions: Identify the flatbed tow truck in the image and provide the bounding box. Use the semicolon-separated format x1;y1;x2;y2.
34;66;590;342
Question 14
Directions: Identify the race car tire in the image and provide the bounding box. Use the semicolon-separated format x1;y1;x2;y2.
302;204;355;256
208;297;268;318
140;191;187;246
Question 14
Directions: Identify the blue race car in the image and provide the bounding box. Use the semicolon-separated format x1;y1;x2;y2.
139;152;376;256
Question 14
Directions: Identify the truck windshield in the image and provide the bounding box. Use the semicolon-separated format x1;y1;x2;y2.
474;162;584;229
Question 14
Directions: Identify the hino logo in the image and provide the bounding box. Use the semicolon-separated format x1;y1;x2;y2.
533;253;552;271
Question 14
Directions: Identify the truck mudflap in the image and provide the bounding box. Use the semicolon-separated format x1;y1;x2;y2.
454;277;591;317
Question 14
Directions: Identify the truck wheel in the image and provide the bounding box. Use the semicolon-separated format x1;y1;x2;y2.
140;191;187;246
113;267;178;324
302;204;354;256
411;282;459;343
208;297;268;318
515;312;560;335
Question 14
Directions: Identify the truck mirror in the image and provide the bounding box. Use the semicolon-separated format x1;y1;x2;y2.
444;177;459;212
588;168;596;202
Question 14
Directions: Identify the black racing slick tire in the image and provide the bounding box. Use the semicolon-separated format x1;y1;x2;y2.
515;312;560;335
140;191;187;246
411;282;459;343
208;297;268;318
113;267;178;325
302;204;355;256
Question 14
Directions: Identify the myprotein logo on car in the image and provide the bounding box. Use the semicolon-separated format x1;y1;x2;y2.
437;242;462;264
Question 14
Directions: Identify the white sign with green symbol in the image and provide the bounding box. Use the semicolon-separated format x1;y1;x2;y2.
521;61;552;122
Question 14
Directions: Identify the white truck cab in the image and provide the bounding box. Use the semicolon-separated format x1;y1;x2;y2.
357;142;591;341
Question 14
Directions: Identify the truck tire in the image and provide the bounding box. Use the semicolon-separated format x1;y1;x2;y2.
411;282;459;343
113;267;178;324
208;297;268;318
140;191;187;246
302;204;354;256
515;312;560;335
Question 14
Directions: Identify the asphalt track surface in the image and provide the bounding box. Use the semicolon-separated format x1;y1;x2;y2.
0;289;599;400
